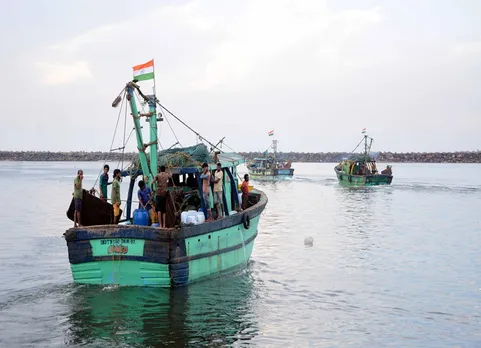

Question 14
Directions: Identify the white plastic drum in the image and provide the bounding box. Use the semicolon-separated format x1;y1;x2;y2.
181;211;189;224
195;212;205;224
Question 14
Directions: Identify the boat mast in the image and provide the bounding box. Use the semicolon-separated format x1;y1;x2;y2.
272;137;278;164
147;93;158;180
364;134;368;157
125;81;152;182
148;59;159;180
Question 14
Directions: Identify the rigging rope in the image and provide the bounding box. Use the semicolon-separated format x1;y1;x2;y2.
161;108;183;148
91;90;127;189
155;100;222;153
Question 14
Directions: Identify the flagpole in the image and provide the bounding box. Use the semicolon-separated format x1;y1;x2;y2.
149;58;158;179
152;58;156;97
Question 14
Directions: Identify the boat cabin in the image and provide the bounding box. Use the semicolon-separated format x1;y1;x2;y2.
336;154;379;176
120;151;257;226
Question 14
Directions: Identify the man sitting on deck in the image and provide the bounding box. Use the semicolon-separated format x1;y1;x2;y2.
200;163;213;222
381;165;392;175
213;162;224;219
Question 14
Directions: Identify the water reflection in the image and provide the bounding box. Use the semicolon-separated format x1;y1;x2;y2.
64;268;259;347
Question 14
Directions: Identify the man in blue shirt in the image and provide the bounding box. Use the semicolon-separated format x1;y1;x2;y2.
137;180;153;223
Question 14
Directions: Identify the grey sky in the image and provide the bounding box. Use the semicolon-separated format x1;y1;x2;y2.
1;0;480;153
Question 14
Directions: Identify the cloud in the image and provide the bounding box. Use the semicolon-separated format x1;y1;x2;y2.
35;0;381;90
450;41;481;60
48;25;116;55
188;1;382;90
36;60;93;86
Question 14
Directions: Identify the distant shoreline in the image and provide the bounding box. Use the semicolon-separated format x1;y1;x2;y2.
1;151;480;163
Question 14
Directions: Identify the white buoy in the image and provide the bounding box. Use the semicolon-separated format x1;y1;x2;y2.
304;236;313;246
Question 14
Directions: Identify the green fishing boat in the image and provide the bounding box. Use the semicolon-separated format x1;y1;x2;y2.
247;132;294;179
334;131;393;186
63;64;267;287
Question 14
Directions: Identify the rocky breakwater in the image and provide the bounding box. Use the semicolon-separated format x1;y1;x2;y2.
0;151;136;162
0;151;480;163
240;151;481;163
377;152;481;163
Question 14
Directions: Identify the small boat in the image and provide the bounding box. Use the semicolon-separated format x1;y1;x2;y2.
247;134;294;179
63;65;267;287
334;131;393;186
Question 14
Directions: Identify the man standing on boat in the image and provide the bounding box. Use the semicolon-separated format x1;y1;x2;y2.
151;165;173;228
213;163;224;219
200;163;213;222
99;164;111;201
111;169;122;224
241;174;250;211
73;169;83;227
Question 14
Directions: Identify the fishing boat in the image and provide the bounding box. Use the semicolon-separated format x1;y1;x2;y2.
63;61;268;287
247;131;294;179
334;131;393;186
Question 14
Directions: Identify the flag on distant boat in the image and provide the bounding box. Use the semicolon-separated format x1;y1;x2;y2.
268;130;274;136
362;128;366;134
133;60;154;81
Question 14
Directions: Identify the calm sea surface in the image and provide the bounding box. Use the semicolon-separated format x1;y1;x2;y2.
0;162;480;347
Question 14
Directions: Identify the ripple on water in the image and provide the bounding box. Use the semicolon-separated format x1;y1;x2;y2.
0;162;481;347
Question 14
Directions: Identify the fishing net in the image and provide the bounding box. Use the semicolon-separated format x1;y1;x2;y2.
127;144;212;173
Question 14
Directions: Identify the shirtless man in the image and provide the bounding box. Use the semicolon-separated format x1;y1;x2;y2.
73;169;83;227
151;165;174;228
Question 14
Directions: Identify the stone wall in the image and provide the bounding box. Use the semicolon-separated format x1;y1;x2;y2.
240;151;481;163
0;151;480;163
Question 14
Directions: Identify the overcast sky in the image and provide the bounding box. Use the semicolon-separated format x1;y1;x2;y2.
1;0;480;153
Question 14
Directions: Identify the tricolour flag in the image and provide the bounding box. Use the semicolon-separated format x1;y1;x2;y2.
268;130;274;136
361;128;366;134
133;60;154;81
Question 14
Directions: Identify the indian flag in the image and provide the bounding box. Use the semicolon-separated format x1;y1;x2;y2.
268;130;274;136
133;60;154;81
362;128;366;134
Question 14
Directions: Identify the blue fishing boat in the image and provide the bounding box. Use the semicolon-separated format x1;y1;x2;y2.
64;62;267;287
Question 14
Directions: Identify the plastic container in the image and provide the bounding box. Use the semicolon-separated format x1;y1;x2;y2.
195;212;205;224
186;215;196;224
229;210;237;215
133;209;149;226
181;211;189;224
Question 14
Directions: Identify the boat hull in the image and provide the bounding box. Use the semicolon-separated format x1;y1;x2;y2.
64;192;266;287
248;168;294;179
335;169;393;186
